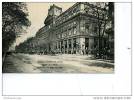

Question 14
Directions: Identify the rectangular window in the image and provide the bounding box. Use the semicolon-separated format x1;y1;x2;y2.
71;28;73;35
65;40;67;48
58;34;60;38
68;29;71;35
94;26;98;33
85;38;89;49
74;27;77;34
73;38;77;48
85;25;89;33
68;39;71;48
80;20;85;32
64;31;67;37
62;33;64;38
81;26;85;32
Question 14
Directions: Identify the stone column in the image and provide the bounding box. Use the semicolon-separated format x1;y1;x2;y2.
67;39;69;54
71;39;74;54
59;41;61;53
70;39;72;54
89;38;94;54
79;37;85;55
63;40;65;54
56;41;58;53
76;38;80;54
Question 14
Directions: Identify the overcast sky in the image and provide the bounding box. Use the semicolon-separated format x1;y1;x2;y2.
14;2;75;46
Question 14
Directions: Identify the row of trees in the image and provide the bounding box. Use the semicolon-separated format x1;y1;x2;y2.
15;37;48;54
2;2;31;62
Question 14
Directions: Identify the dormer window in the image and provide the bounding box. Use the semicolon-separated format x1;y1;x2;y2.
80;4;85;10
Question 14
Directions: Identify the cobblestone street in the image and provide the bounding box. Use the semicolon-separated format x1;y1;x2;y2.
3;53;114;73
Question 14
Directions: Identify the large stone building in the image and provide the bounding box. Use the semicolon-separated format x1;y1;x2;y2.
34;2;109;54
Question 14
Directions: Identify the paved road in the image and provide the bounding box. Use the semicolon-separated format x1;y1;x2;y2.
3;53;114;73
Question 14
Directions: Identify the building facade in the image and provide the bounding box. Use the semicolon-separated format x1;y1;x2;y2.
35;2;108;55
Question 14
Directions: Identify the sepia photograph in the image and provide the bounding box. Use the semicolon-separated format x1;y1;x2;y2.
2;2;114;73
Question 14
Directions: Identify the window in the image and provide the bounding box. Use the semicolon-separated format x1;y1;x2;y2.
62;33;64;38
73;21;77;25
94;26;98;33
74;27;77;34
81;26;85;32
64;30;67;37
63;16;65;22
73;9;76;15
65;40;67;48
56;34;58;38
85;25;89;33
58;34;61;38
71;28;73;35
80;20;85;32
68;29;71;35
68;39;71;48
80;4;85;10
53;21;55;24
73;38;77;48
85;38;89;49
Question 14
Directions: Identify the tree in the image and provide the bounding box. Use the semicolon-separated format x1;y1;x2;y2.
92;3;114;59
2;2;31;60
90;3;108;58
105;2;114;59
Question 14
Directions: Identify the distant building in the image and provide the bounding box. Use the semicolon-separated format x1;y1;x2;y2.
34;2;108;54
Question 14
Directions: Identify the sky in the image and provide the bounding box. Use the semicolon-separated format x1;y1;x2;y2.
14;2;75;46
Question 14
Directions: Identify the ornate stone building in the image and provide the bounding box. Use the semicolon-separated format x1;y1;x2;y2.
35;2;108;54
